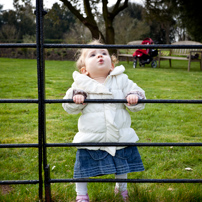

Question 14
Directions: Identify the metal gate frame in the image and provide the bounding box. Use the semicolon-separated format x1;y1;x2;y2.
0;0;45;200
0;0;202;201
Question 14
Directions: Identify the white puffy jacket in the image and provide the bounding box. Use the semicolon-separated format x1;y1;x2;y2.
62;65;146;156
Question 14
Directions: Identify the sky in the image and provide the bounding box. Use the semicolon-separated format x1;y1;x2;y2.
2;0;144;10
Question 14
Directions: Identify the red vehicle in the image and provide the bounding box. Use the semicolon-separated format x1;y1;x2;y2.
133;38;158;68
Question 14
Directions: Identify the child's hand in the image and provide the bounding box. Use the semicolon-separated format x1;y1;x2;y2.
73;94;85;104
126;94;138;106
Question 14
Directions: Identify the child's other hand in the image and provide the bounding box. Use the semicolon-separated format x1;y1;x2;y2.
126;94;138;106
73;95;85;104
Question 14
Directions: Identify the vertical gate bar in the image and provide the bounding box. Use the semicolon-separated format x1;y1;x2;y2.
45;165;51;202
36;0;45;200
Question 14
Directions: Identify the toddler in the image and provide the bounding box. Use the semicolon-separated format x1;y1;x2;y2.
62;40;146;202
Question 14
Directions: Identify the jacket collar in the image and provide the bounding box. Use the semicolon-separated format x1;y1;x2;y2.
110;65;125;76
72;65;125;94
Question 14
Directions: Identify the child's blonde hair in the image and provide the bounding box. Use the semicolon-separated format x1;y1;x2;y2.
76;40;118;71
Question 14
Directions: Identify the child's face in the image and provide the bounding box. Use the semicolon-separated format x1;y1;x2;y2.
81;49;114;79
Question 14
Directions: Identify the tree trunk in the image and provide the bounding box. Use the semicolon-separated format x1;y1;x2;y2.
105;17;116;54
61;0;128;46
83;20;104;41
165;24;170;44
105;19;115;44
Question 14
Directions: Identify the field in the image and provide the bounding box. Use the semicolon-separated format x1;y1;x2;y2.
0;57;202;201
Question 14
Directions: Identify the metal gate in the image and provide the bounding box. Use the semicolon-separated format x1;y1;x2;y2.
0;0;202;201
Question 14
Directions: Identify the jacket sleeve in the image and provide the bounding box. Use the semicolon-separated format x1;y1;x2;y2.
121;74;146;112
62;87;87;114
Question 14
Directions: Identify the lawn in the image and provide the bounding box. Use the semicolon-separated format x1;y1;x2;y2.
0;57;202;202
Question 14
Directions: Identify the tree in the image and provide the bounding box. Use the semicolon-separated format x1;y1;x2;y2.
0;24;19;42
60;0;129;44
0;0;36;41
0;5;3;28
0;10;19;42
122;2;144;20
63;19;92;44
17;2;36;38
172;0;202;42
144;0;176;44
44;3;76;41
114;2;150;44
1;10;18;27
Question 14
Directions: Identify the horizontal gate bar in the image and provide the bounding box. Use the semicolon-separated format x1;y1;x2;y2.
49;99;202;104
0;99;38;103
1;99;202;104
0;180;39;185
1;44;202;49
0;144;39;148
44;44;202;49
49;179;202;183
46;143;202;147
0;44;36;48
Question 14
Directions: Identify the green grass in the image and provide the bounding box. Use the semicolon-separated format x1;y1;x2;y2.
0;58;202;201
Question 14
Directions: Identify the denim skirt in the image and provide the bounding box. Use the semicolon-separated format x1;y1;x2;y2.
73;146;144;178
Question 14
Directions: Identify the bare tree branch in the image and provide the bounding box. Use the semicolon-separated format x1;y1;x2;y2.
60;0;85;23
112;0;128;17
